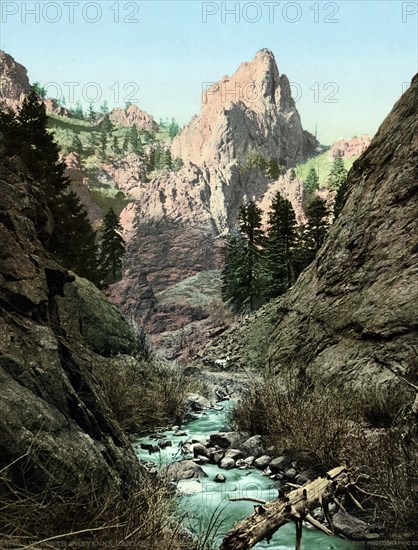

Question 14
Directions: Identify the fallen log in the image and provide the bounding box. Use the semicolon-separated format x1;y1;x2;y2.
219;466;350;550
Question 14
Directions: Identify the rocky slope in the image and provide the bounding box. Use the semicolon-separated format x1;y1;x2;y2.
111;50;318;358
198;73;418;394
0;155;144;508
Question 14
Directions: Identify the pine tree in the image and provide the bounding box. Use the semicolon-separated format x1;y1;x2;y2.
129;125;143;155
112;136;121;155
99;130;108;158
71;134;83;155
88;103;96;123
222;201;264;312
72;101;84;119
168;118;180;141
302;197;330;265
101;113;113;134
328;155;347;191
0;90;100;283
305;166;319;192
263;192;298;299
334;177;349;219
99;208;126;283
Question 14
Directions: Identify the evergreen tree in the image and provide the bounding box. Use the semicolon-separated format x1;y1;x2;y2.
71;134;83;155
99;208;126;283
129;125;143;155
328;155;347;191
0;90;99;283
101;113;113;134
168;118;180;141
305;166;319;192
72;101;84;119
100;101;109;114
303;197;330;264
88;103;96;123
122;135;129;155
222;201;264;312
334;177;349;219
263;192;297;299
112;136;121;155
31;82;46;99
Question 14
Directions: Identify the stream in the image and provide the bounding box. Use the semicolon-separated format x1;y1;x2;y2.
134;401;363;550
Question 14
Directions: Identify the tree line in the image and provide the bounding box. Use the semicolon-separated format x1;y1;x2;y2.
222;194;330;313
0;90;125;287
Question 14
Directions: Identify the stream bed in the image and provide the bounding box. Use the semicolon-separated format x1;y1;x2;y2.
134;402;363;550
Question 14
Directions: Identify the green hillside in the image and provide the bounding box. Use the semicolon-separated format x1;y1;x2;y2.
295;150;358;187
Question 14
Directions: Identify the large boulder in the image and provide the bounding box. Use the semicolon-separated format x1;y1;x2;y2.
164;460;206;482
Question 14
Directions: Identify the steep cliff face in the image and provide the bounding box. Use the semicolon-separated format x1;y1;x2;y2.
112;50;317;356
0;156;142;498
199;74;418;393
0;51;31;109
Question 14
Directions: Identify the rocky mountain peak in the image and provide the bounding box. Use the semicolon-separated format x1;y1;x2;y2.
172;50;316;167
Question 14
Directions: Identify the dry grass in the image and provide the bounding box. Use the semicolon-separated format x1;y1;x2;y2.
231;376;357;470
230;372;417;541
0;444;195;550
94;356;205;433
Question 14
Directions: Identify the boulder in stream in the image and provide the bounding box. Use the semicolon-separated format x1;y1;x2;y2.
219;457;236;470
254;455;272;469
164;460;207;482
241;435;264;457
214;473;226;483
187;393;213;411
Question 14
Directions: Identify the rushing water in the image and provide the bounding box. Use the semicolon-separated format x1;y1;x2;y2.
134;402;363;550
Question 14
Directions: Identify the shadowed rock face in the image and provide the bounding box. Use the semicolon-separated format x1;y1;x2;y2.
199;74;418;393
0;155;142;495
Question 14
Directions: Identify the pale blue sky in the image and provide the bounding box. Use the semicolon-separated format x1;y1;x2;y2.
1;1;417;143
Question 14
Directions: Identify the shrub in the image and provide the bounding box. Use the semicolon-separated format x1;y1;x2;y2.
94;356;202;433
231;376;357;470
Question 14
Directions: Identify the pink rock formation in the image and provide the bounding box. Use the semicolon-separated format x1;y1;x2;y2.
0;51;31;110
111;50;319;356
172;49;317;167
329;135;371;158
109;105;159;131
44;98;72;118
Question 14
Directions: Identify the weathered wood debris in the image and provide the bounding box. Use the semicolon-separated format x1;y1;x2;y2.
219;465;368;550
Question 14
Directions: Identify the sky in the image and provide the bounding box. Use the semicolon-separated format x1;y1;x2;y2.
0;0;417;144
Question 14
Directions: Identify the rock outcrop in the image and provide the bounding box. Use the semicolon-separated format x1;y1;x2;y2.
329;135;371;158
112;50;318;357
0;50;31;110
0;155;143;501
108;104;159;131
198;73;418;394
172;48;317;167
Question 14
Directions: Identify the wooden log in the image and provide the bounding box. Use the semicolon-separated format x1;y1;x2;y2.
219;466;348;550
